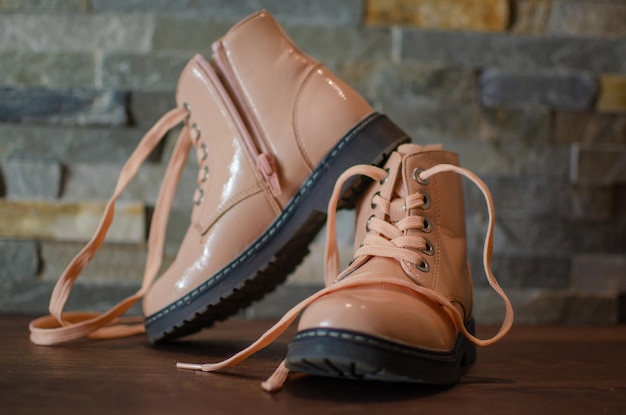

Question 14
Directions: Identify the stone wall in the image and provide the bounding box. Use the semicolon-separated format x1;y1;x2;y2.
0;0;624;324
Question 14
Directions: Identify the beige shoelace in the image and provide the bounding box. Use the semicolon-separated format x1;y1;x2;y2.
176;163;514;392
29;107;196;345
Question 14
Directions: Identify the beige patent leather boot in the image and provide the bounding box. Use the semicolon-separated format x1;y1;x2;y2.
29;11;408;345
175;144;513;392
284;144;514;384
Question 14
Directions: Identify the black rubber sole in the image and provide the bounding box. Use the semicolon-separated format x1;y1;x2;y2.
285;320;477;384
144;113;409;343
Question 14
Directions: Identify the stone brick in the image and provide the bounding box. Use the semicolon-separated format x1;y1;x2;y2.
0;0;89;12
464;176;614;220
61;161;196;211
510;0;551;34
0;279;141;315
473;288;617;324
0;125;150;163
101;53;189;91
572;254;626;294
0;52;94;88
286;25;392;62
152;17;235;54
0;239;39;280
331;61;477;106
480;108;550;145
94;0;364;26
597;74;626;114
548;0;626;38
401;30;626;73
466;216;626;256
40;241;176;285
479;69;597;111
0;14;152;52
0;200;145;243
469;253;571;289
128;91;176;126
554;112;626;144
0;87;128;127
365;0;509;32
1;158;63;200
571;143;626;185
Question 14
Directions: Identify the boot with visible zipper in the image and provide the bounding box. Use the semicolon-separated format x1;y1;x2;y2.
29;10;409;345
174;144;513;392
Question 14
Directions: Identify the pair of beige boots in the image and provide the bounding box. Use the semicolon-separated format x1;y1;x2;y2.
30;11;513;392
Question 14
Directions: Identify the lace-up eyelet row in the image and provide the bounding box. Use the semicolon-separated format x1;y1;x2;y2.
185;102;209;206
370;191;381;209
414;259;429;272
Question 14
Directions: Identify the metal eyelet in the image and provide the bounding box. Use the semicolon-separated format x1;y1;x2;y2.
379;168;390;185
412;167;430;185
190;123;201;142
193;188;204;205
198;165;209;183
370;191;381;209
421;217;432;233
414;259;429;272
365;214;375;232
421;239;434;256
420;192;431;209
199;142;208;162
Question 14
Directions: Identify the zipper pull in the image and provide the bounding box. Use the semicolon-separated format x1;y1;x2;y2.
256;153;282;197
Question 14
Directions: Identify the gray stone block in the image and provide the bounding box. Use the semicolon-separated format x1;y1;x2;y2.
287;25;392;62
572;254;626;293
0;52;94;88
464;176;614;220
548;0;626;38
401;29;626;73
0;0;89;12
330;61;476;106
0;239;39;280
0;14;153;52
0;125;150;163
101;53;189;91
0;87;128;127
469;253;571;290
40;241;174;285
152;17;236;55
479;69;597;111
1;158;62;199
128;91;176;126
474;289;617;324
554;111;626;144
571;143;626;185
466;215;626;256
93;0;363;26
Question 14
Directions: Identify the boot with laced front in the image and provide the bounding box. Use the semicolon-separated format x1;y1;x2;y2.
29;11;408;346
175;143;513;391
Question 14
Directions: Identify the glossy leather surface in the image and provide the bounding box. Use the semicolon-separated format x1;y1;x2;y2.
143;12;374;317
212;11;374;208
297;145;473;352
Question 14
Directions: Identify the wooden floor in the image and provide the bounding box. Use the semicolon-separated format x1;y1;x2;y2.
1;314;625;414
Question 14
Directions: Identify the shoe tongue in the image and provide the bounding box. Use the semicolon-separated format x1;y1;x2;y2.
396;143;443;156
350;256;413;284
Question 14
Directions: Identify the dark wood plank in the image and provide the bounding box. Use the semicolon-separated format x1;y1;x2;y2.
1;315;625;414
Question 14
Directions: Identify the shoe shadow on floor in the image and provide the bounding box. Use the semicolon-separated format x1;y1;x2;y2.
284;375;453;402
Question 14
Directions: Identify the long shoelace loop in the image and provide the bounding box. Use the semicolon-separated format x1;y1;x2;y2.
29;106;193;345
176;163;514;393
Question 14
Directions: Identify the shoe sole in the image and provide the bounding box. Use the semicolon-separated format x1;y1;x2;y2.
144;113;409;342
285;320;477;384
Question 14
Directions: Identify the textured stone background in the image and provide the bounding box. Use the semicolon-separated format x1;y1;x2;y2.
0;0;625;325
